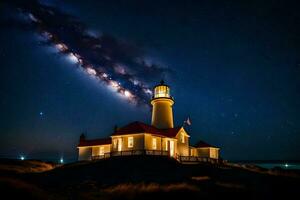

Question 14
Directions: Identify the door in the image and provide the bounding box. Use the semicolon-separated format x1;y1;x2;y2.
169;140;174;157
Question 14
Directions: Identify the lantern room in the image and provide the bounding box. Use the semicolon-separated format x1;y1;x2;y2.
153;80;172;99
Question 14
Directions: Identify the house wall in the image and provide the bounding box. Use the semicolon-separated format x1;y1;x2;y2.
92;144;111;156
197;148;219;159
167;138;177;157
78;147;92;161
209;148;219;159
144;134;163;150
197;148;210;158
111;134;144;151
161;138;169;151
190;147;198;156
176;130;190;156
144;134;177;157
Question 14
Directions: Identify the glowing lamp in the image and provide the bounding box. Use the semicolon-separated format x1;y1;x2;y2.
153;80;171;98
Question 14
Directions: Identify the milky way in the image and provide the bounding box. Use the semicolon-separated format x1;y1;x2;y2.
7;0;172;106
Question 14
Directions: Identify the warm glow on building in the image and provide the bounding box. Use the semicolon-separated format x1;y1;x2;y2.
152;138;157;149
128;137;134;148
170;141;175;157
99;146;104;155
181;132;185;143
113;139;117;148
117;138;122;151
77;80;220;163
154;85;170;98
151;80;174;129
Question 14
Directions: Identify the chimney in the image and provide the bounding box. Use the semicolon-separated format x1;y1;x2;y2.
79;133;86;142
114;125;118;133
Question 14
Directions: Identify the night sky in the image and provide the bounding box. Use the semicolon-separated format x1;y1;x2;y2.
1;0;300;162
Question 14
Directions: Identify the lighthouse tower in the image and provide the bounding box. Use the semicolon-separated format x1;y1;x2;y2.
151;80;174;129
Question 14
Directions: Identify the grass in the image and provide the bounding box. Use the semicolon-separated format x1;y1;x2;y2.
0;159;56;174
0;156;299;200
103;182;200;193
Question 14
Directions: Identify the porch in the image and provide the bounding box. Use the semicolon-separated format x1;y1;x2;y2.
91;150;220;164
92;149;169;160
176;155;220;164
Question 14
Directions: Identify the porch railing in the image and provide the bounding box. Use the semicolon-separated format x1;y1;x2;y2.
177;155;220;164
91;150;220;164
91;149;169;160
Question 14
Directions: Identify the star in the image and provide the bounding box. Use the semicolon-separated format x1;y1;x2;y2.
39;112;44;116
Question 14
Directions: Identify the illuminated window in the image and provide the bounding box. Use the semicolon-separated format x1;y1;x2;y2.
152;138;157;149
118;138;122;151
128;137;134;148
99;146;104;155
170;140;174;157
113;139;117;149
165;140;168;151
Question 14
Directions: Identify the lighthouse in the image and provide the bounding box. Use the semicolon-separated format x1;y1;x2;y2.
78;79;221;161
151;80;174;129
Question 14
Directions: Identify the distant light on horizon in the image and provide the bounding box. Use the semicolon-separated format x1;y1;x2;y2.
284;163;289;168
20;156;25;160
60;158;64;164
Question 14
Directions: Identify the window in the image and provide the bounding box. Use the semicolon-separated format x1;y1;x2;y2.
170;140;175;157
181;133;185;143
152;138;157;149
113;139;117;149
118;138;122;151
165;140;168;151
99;146;104;155
128;137;134;148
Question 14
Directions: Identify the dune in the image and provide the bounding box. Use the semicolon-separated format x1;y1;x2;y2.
0;156;299;200
0;159;57;174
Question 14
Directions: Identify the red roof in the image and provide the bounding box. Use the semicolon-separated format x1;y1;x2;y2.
78;138;111;147
194;140;218;148
112;121;182;138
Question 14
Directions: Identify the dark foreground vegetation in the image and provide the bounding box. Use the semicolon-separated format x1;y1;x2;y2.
0;156;299;200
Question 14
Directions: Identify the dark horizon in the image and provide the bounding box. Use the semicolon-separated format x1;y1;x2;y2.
1;0;300;161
